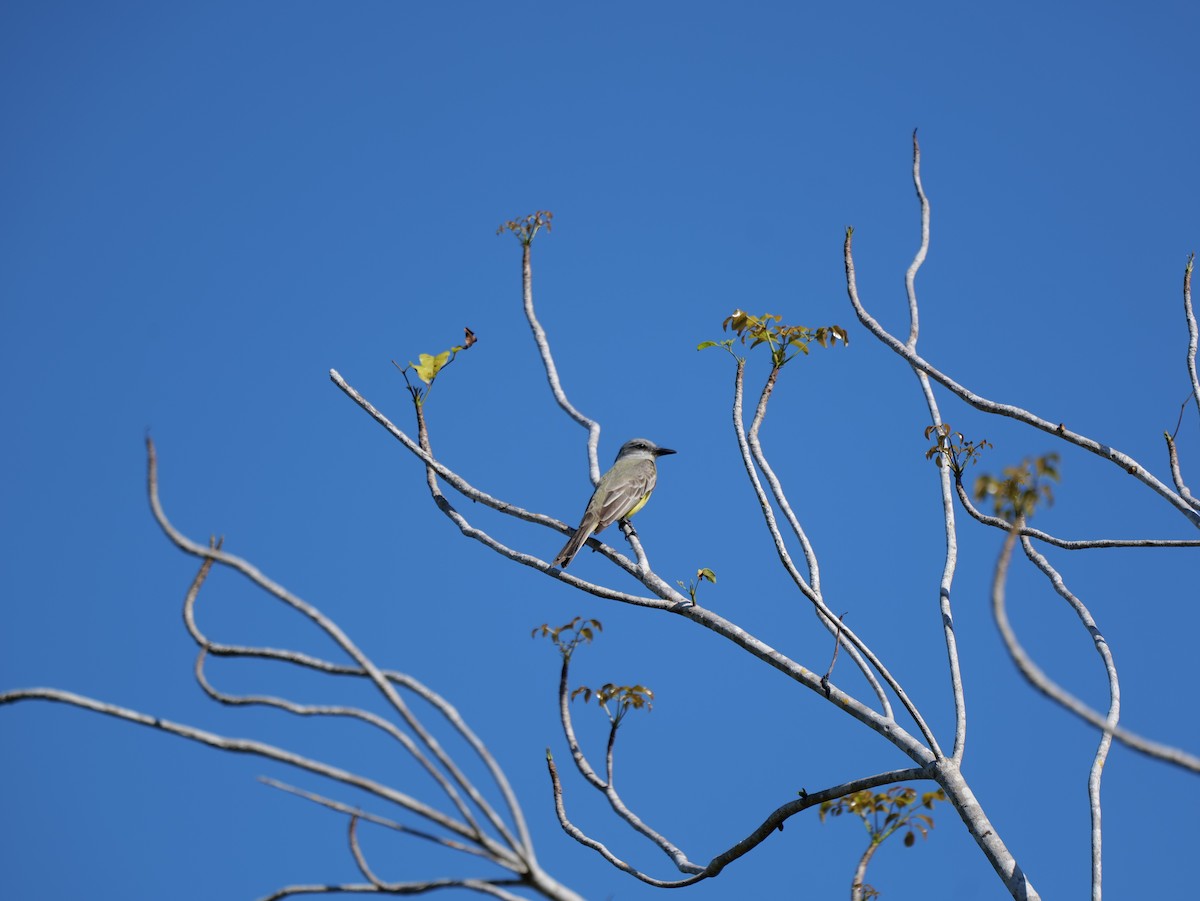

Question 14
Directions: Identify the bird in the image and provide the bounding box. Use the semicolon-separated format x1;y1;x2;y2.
551;438;676;569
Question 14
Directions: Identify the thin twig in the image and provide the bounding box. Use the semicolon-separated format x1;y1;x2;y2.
1183;254;1199;416
739;362;899;720
730;360;895;719
347;817;528;901
147;439;526;862
821;614;846;695
1164;433;1200;511
955;480;1200;548
332;371;684;607
184;546;491;844
554;654;701;874
517;228;602;483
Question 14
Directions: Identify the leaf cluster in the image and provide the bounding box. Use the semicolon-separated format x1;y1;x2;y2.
676;567;716;605
974;454;1060;522
532;616;602;660
698;309;848;367
570;683;654;727
394;327;477;407
496;210;554;246
819;786;946;849
924;423;992;476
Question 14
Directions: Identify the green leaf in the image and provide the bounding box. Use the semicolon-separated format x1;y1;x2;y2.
411;350;452;385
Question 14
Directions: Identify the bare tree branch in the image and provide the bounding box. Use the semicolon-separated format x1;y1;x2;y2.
552;652;703;875
1183;254;1199;416
843;234;1200;530
730;358;895;718
1018;534;1118;901
899;132;969;765
983;527;1199;772
954;480;1200;548
0;687;485;844
331;369;684;608
259;778;497;862
512;219;602;485
258;882;382;899
185;550;494;844
1164;433;1200;511
548;749;927;887
346;815;530;900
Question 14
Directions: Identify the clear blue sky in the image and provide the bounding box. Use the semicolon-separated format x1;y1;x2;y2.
2;3;1197;899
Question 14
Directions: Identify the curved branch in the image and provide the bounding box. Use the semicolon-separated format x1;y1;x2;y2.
545;752;707;888
1183;254;1199;415
899;132;968;764
0;688;485;843
161;626;586;850
904;128;930;348
148;440;528;862
185;554;491;845
1017;536;1118;900
258;882;382;899
553;654;702;875
954;480;1200;549
729;337;946;757
1165;433;1200;512
742;367;896;703
519;236;602;485
988;531;1199;773
733;362;890;711
331;370;686;606
260;778;497;863
843;232;1200;530
333;380;940;758
347;816;528;900
548;751;925;887
701;767;926;878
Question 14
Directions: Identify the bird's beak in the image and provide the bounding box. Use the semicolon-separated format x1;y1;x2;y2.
656;447;677;456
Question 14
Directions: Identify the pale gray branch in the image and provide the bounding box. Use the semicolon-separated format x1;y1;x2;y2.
739;364;902;719
149;442;528;863
261;778;497;863
553;654;702;875
901;132;968;764
545;751;707;888
1018;536;1118;901
1165;434;1200;512
0;688;481;841
734;357;953;757
843;234;1200;530
518;236;602;485
549;749;926;887
986;531;1199;773
330;370;686;608
954;480;1200;549
1183;255;1199;415
347;816;529;900
194;647;490;847
729;359;895;715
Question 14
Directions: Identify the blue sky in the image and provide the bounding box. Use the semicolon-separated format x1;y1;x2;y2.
2;2;1198;899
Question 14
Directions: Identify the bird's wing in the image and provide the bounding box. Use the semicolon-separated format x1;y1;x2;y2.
592;457;657;532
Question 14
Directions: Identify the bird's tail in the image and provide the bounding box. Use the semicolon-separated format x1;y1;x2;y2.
551;517;597;569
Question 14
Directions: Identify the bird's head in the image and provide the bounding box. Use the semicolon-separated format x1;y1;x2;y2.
615;438;677;461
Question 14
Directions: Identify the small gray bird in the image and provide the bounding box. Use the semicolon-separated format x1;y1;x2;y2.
551;438;676;569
